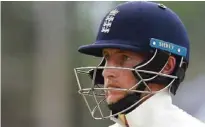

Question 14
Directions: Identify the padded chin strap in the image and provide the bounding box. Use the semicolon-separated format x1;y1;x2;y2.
108;92;141;116
108;79;147;116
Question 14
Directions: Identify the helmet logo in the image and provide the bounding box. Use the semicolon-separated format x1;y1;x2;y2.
101;9;119;33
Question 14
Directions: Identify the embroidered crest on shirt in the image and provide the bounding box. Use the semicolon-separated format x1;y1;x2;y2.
101;9;119;33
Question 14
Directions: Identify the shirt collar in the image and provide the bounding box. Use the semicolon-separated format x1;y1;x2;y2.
125;90;172;127
110;90;172;127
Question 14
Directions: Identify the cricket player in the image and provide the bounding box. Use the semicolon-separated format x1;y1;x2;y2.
74;1;205;127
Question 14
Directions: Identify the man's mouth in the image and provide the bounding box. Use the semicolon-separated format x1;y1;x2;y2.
104;86;127;104
107;86;120;89
106;86;121;92
105;86;123;97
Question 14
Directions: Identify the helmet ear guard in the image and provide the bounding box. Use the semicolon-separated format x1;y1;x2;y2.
170;67;185;94
170;56;187;94
132;49;188;95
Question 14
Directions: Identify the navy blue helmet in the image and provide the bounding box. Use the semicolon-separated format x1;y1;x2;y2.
75;1;190;119
78;1;189;63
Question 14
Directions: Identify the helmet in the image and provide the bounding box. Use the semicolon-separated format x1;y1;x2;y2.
75;1;189;120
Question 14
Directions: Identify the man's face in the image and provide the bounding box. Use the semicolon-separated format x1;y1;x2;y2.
102;48;145;104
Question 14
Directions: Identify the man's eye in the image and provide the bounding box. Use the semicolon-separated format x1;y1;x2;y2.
122;55;131;61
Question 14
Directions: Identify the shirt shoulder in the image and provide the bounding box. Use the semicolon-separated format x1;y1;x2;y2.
125;91;205;127
170;104;205;127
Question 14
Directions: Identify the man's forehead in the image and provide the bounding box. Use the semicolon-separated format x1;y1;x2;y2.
103;48;132;54
102;48;141;55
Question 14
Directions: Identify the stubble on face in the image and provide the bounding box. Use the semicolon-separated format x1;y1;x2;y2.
102;48;145;105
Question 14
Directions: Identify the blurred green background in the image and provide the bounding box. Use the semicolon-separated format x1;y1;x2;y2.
1;1;205;127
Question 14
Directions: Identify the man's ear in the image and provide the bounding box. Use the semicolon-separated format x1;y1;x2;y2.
162;56;176;75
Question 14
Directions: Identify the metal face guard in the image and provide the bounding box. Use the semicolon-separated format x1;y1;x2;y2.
74;49;183;120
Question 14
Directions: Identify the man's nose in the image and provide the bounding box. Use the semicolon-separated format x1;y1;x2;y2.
102;62;119;79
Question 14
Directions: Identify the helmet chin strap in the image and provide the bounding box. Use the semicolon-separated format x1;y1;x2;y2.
107;83;145;117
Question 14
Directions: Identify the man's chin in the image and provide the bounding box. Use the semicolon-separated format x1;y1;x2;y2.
106;95;124;105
